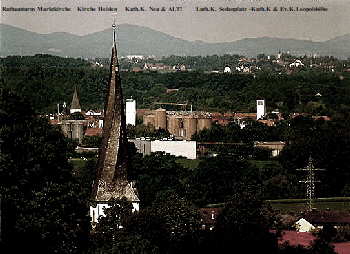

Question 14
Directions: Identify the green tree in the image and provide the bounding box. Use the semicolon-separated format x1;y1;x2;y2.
155;195;202;254
82;135;102;147
91;198;161;253
93;197;133;244
187;156;261;207
92;196;201;254
134;152;187;209
94;234;160;254
0;89;90;253
213;190;277;253
278;116;350;197
125;209;165;249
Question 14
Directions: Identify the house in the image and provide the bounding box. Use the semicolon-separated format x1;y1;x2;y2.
295;211;350;232
295;218;315;232
289;60;304;68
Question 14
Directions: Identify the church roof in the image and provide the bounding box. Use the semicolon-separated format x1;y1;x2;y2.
71;88;81;110
90;23;139;203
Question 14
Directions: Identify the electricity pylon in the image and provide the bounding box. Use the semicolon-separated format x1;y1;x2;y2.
297;156;325;211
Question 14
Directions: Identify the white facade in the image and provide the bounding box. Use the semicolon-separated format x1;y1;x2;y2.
99;119;104;128
295;218;315;232
125;55;144;60
151;140;197;159
126;99;136;126
90;203;111;224
224;66;231;73
70;108;81;114
256;100;266;120
90;201;139;224
130;139;197;159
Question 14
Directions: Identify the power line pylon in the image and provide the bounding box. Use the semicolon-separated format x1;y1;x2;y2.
297;156;325;211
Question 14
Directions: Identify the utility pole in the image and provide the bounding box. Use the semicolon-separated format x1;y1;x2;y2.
297;156;325;211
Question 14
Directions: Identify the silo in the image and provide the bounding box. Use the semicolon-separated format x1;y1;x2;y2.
60;120;85;144
167;115;182;137
155;108;167;130
71;121;85;143
198;118;212;131
184;116;197;140
143;115;155;128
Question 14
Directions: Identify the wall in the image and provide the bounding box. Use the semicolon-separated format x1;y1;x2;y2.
130;138;152;156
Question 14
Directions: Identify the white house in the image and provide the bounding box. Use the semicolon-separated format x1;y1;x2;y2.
295;218;315;232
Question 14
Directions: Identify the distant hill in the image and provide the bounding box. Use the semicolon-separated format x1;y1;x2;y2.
1;23;350;59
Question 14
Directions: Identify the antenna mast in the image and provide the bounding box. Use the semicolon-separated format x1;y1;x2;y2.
112;13;117;45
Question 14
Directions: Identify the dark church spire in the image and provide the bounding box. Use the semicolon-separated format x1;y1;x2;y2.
70;87;81;114
90;20;139;203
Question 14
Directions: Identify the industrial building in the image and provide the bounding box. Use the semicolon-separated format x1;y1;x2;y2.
59;120;86;144
143;109;212;140
130;139;197;159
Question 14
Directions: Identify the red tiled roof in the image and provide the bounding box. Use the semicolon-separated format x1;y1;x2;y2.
258;119;275;126
303;211;350;224
50;119;59;125
277;230;350;254
334;242;350;254
233;113;257;119
85;128;102;136
278;230;315;246
289;113;310;118
312;116;331;121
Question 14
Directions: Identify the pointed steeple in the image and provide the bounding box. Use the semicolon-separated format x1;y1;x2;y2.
70;87;81;114
90;21;139;204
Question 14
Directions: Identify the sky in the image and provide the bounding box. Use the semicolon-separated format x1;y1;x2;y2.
1;0;349;43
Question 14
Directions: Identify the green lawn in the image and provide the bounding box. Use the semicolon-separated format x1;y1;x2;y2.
176;158;200;170
69;158;86;177
267;197;350;213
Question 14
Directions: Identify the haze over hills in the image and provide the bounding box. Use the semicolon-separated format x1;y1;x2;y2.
1;23;349;59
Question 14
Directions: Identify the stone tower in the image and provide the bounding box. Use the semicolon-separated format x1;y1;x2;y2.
90;23;139;223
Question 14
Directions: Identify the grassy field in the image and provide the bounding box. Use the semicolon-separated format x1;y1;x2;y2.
176;158;200;170
267;197;350;213
69;158;87;177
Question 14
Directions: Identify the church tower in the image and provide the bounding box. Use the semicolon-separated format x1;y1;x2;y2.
70;88;81;114
90;22;139;223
